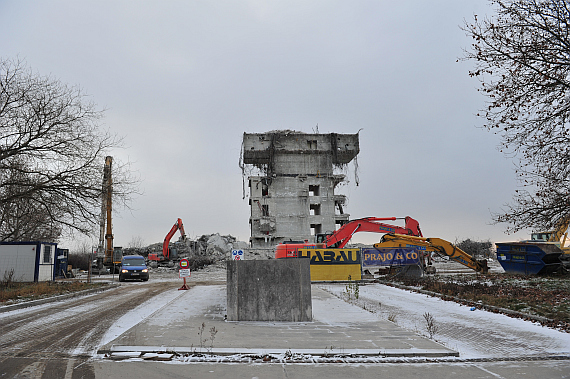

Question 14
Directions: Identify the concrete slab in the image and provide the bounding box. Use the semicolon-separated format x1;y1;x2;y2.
227;259;312;321
98;285;457;358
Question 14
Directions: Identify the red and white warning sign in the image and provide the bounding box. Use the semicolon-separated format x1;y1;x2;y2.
179;258;189;269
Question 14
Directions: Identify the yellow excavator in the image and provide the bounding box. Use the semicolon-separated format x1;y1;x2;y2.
529;218;569;250
374;234;489;274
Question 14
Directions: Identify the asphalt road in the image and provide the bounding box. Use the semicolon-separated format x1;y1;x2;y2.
93;359;570;379
0;280;179;378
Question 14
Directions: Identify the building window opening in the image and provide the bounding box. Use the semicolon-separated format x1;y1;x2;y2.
335;219;348;227
310;204;321;216
254;200;269;216
307;140;318;150
310;224;322;236
335;201;344;214
309;185;320;196
43;245;52;263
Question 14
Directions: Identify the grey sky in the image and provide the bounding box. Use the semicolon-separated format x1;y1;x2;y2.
0;1;532;248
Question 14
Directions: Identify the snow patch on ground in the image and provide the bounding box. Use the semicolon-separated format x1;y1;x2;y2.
312;292;378;326
320;283;570;359
144;285;226;326
99;288;186;346
96;265;569;361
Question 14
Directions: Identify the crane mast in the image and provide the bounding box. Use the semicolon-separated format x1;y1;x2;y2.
96;156;117;270
103;156;113;265
97;159;109;263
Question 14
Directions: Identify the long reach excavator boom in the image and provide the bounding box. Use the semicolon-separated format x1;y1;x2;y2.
374;233;489;274
148;218;187;263
163;218;186;260
276;216;423;259
318;216;423;249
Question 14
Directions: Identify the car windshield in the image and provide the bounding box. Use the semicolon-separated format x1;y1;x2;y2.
123;259;145;267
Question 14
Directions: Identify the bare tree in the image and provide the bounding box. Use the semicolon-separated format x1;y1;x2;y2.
0;161;62;241
0;58;138;241
456;238;494;259
127;235;146;249
462;0;570;233
68;240;94;271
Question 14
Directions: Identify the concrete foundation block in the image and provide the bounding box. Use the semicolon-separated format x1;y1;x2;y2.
226;259;312;322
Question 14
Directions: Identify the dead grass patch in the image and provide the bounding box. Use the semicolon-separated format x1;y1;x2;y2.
384;274;570;331
0;280;104;303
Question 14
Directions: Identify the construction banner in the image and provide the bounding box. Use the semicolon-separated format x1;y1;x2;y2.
298;249;361;281
362;247;421;267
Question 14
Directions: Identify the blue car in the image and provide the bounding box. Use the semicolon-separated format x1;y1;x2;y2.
119;255;149;282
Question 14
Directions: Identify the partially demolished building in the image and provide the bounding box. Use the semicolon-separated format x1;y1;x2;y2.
241;131;360;248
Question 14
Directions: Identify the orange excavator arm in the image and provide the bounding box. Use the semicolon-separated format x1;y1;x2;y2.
162;218;187;260
322;216;423;248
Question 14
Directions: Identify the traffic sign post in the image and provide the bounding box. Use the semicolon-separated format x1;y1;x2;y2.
178;259;191;290
231;249;244;260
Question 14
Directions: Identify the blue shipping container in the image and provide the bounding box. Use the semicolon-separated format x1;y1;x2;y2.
495;242;562;275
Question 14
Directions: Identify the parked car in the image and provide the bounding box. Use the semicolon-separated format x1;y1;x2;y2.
119;255;149;282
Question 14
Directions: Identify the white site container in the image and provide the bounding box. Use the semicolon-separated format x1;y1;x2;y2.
0;242;58;282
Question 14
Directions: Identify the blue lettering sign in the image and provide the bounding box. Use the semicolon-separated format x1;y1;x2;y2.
362;247;421;267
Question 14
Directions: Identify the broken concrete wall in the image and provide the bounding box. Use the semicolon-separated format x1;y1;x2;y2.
242;131;359;167
242;131;359;248
226;258;312;321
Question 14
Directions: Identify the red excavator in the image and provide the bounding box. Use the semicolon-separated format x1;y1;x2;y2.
275;216;423;259
149;218;187;263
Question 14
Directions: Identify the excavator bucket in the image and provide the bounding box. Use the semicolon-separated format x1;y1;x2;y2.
476;259;489;274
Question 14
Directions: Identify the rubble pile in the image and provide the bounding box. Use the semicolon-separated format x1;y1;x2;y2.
125;233;250;263
193;234;249;259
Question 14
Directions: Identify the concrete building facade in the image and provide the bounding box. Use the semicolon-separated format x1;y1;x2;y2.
242;131;359;248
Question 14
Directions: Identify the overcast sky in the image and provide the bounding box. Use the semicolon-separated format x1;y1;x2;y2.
0;1;533;249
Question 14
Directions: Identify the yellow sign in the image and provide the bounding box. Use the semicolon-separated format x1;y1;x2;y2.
298;249;361;282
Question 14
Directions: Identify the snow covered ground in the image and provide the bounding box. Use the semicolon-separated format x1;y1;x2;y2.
98;262;569;361
319;282;570;359
99;288;187;347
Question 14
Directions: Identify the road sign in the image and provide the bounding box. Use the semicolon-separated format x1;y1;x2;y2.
179;258;189;269
178;267;191;290
179;268;190;278
232;249;244;260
